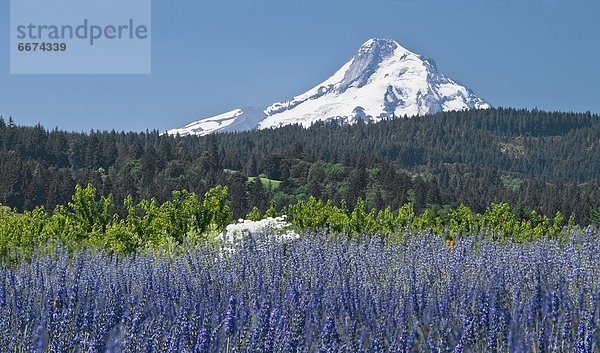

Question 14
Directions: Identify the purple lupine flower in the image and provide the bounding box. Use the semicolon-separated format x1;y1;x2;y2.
224;296;236;336
319;315;339;353
0;231;597;351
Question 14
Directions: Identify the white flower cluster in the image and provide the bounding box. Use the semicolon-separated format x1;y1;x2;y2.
217;216;300;251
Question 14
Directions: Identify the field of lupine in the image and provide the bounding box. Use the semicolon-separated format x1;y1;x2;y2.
1;228;598;352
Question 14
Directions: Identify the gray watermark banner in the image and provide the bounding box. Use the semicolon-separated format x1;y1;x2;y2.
10;0;151;74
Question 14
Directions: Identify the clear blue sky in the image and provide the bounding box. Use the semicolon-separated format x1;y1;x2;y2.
1;0;599;132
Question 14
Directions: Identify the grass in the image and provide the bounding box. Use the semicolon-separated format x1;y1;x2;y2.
501;174;524;191
248;176;282;190
500;142;527;158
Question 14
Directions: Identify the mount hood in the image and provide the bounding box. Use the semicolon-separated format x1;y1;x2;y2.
167;39;490;136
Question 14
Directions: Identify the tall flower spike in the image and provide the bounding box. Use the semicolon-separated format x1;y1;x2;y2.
319;315;339;353
194;318;211;353
225;296;237;336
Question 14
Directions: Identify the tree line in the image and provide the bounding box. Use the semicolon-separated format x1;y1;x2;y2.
0;107;598;222
0;184;587;262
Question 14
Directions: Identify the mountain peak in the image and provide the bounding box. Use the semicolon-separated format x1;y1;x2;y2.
339;39;400;91
167;39;490;136
360;38;398;49
358;38;415;56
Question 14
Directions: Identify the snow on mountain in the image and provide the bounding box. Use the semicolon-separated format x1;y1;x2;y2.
167;39;490;136
165;108;265;136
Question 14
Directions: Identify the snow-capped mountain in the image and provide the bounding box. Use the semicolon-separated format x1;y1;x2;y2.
165;108;264;136
167;39;490;136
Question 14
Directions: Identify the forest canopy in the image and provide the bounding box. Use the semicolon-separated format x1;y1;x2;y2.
0;108;598;223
